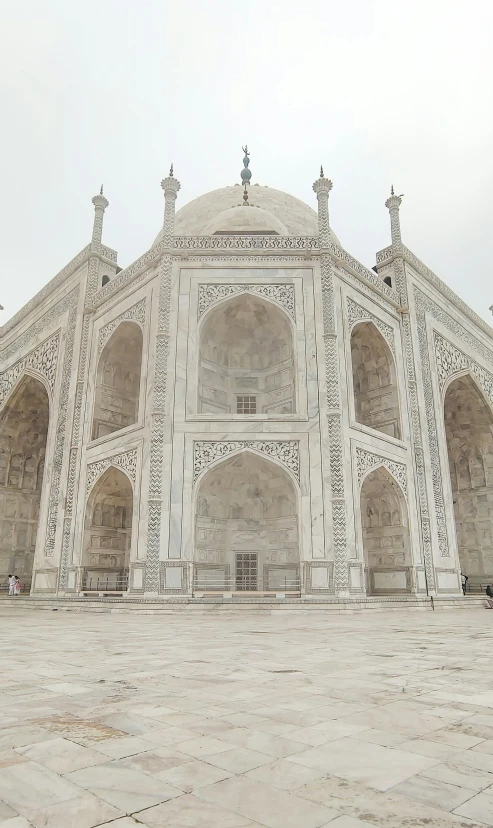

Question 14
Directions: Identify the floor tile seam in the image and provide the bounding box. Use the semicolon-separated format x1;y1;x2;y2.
127;792;273;828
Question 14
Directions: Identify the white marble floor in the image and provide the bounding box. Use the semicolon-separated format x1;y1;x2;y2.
0;606;492;827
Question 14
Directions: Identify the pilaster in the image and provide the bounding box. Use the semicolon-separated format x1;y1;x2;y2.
385;188;436;593
313;170;350;595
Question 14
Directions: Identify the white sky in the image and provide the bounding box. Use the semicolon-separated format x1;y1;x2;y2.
1;0;492;324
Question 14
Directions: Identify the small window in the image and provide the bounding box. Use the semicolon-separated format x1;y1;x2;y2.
383;275;392;288
102;274;110;287
236;395;257;414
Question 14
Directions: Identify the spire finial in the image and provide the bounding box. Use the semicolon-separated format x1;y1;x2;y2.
241;145;252;186
100;184;103;196
169;163;174;177
391;184;394;196
320;165;324;178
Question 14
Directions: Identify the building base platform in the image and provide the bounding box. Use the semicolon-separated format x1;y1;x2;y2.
0;594;487;614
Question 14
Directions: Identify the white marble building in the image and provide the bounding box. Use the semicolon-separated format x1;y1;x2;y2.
1;151;493;600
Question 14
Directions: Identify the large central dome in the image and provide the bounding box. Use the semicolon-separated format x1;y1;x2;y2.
152;184;341;246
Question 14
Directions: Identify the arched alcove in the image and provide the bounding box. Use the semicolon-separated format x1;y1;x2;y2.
82;466;133;592
195;451;299;592
198;294;295;415
92;321;143;440
0;375;49;589
360;467;411;594
444;375;493;587
351;322;401;439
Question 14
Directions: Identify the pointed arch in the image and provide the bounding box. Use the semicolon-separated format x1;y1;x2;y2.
198;292;296;415
92;320;143;440
444;373;493;587
360;465;411;594
194;449;300;593
350;321;401;439
0;374;50;590
82;465;133;592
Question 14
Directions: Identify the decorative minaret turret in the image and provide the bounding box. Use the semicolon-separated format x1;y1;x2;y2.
241;145;252;186
312;166;333;248
91;185;109;249
161;164;181;242
385;185;404;253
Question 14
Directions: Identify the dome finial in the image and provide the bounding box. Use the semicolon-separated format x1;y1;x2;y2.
241;145;252;186
169;163;174;177
320;165;324;178
242;184;249;206
391;184;394;196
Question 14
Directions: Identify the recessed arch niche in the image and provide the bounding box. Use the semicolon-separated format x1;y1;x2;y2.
194;451;299;592
92;321;143;440
360;466;411;594
351;321;401;438
444;374;493;586
82;466;133;591
198;294;295;415
0;375;50;588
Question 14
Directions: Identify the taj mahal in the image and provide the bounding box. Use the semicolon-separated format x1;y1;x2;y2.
1;149;493;603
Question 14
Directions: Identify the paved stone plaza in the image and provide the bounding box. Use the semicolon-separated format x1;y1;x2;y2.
0;607;492;827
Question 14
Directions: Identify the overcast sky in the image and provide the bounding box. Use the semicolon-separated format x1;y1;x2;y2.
1;0;492;325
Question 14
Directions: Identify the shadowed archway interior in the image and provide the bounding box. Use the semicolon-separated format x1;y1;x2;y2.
82;466;133;591
444;375;493;587
360;466;411;594
92;321;143;440
195;451;299;592
198;294;295;415
351;322;401;439
0;376;50;588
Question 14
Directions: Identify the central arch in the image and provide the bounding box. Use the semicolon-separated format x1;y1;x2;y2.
0;375;50;591
198;294;296;415
194;451;300;593
444;374;493;588
360;466;411;594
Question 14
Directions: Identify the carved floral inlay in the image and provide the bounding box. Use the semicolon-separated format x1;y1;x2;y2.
98;299;146;356
193;440;300;482
347;298;395;356
356;447;408;496
434;332;493;399
198;284;295;319
0;332;60;407
86;449;138;494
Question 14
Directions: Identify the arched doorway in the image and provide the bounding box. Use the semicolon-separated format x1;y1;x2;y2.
360;467;411;594
444;375;493;588
0;375;50;590
194;451;299;593
92;321;143;440
351;322;401;438
82;467;133;593
198;294;295;415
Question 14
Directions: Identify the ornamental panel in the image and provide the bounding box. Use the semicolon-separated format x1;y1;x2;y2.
356;447;407;496
86;449;138;494
193;440;300;482
198;284;295;320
